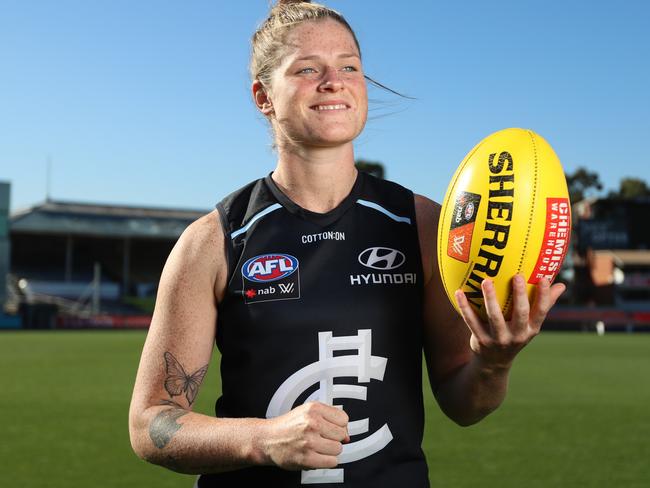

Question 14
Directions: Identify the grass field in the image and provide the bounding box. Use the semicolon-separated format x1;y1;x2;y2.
1;331;649;487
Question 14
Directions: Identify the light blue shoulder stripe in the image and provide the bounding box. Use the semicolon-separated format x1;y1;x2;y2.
231;203;282;239
356;199;412;224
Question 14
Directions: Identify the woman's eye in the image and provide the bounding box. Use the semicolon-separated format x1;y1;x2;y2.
342;66;358;72
298;67;316;74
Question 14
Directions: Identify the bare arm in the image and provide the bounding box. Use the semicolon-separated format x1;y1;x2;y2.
414;194;564;426
128;210;260;473
128;210;349;474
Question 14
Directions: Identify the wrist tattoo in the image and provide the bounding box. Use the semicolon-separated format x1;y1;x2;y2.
149;408;188;449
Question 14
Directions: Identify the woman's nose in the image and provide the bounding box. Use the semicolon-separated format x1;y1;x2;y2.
318;66;344;92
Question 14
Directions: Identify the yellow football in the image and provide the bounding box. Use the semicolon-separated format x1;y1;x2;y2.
437;128;571;321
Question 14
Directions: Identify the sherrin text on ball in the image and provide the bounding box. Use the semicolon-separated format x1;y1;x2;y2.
437;128;571;321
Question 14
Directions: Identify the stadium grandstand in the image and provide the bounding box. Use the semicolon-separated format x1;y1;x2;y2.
2;180;649;331
4;189;208;328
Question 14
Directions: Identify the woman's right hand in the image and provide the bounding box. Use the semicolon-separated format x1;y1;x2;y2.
260;402;350;470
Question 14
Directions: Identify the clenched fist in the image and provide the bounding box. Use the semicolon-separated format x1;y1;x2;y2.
261;401;350;470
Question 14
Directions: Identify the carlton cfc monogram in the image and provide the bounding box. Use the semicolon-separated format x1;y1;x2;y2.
266;329;393;484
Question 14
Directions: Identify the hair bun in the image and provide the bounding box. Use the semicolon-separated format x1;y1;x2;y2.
277;0;312;5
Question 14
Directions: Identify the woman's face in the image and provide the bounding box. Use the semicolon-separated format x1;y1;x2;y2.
265;18;368;149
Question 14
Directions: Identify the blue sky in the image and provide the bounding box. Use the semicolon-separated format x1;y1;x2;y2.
1;0;648;212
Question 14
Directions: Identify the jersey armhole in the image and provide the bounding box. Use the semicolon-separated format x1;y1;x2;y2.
410;192;427;284
215;202;237;287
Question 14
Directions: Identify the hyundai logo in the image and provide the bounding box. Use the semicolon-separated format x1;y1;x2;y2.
358;247;406;270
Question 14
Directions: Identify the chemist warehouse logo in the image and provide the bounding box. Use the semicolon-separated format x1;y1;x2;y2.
350;247;417;286
241;253;301;304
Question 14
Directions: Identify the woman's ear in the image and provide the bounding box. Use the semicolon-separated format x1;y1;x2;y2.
252;80;274;116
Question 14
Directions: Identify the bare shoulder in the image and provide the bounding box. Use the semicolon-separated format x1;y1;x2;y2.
163;208;228;302
414;194;442;284
414;193;441;216
177;209;224;256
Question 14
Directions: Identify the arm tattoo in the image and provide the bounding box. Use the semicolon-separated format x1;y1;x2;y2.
163;351;209;406
149;353;208;450
149;408;188;449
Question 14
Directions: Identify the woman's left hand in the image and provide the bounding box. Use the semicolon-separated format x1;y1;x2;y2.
454;274;566;369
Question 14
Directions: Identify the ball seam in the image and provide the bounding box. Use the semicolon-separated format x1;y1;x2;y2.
503;129;538;317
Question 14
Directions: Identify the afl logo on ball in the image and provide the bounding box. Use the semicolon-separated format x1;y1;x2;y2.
464;201;475;220
242;254;299;282
358;247;405;270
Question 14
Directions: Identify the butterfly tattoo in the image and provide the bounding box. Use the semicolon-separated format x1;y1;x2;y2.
163;352;208;405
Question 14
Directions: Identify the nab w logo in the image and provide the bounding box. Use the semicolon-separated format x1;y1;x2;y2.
266;330;392;485
278;282;294;294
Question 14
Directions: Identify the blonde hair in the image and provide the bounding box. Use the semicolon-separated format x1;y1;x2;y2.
250;0;361;88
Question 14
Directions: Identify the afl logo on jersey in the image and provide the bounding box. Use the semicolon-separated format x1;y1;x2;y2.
242;254;299;282
241;253;301;304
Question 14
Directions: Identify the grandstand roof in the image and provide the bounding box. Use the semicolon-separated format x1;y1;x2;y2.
10;199;210;239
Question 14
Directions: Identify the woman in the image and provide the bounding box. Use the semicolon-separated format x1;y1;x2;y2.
128;1;565;486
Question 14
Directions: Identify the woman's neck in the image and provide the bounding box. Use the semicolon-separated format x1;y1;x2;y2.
272;143;358;214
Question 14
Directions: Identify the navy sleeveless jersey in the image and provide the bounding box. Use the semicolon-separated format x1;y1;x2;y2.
197;172;429;487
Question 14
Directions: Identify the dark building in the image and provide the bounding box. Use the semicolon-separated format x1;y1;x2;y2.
9;199;208;315
548;196;650;330
575;196;650;252
0;182;15;327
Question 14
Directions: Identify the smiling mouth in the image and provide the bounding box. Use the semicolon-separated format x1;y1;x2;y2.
311;103;349;111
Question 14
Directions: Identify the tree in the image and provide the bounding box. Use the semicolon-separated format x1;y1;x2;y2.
565;167;603;203
607;177;650;199
355;159;385;179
